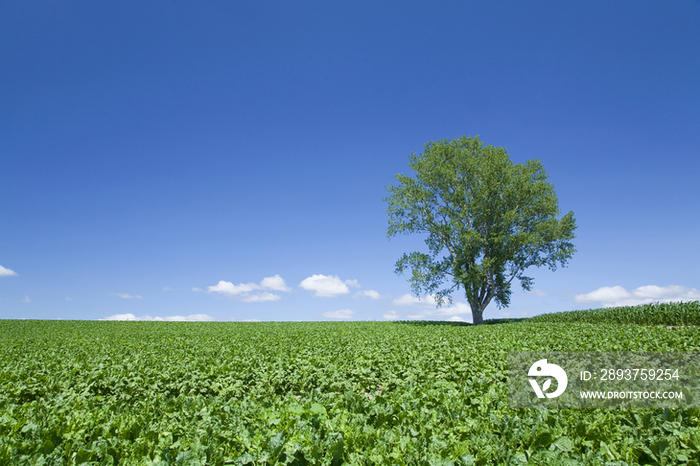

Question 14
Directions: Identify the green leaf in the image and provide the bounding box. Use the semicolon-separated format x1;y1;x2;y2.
553;437;574;452
309;403;326;415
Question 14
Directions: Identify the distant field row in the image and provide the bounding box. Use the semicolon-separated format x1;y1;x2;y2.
529;301;700;326
1;303;699;465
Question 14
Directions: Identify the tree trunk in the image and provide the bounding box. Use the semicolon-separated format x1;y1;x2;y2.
472;306;484;325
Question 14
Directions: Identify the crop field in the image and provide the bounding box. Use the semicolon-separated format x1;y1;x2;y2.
1;303;700;465
529;301;700;327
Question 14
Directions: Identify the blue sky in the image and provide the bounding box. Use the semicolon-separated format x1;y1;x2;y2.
2;1;699;322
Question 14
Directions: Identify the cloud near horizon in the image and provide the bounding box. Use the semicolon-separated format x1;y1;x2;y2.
112;293;142;299
392;294;439;307
355;290;381;299
0;265;18;276
101;313;215;321
575;285;700;308
445;315;468;322
323;308;355;319
242;292;281;302
390;294;472;321
206;274;291;302
300;274;358;297
260;275;292;291
382;310;400;320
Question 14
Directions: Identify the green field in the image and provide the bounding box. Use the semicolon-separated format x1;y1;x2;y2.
1;303;700;465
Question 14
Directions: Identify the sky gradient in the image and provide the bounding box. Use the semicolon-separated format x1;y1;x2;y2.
2;1;699;322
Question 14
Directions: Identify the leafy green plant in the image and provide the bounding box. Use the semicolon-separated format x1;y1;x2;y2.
0;319;698;465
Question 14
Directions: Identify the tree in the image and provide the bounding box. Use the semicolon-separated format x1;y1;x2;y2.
384;136;576;325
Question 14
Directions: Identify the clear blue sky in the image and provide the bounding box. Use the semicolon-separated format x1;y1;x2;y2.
2;1;698;322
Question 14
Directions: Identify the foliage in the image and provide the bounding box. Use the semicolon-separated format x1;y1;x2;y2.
529;301;700;327
385;136;576;324
1;320;699;465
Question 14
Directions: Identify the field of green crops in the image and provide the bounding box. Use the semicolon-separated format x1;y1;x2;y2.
529;301;700;327
1;303;700;465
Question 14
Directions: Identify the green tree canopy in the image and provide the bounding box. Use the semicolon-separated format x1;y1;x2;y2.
385;136;576;324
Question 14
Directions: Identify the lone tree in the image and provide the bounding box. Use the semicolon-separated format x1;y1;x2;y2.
385;136;576;324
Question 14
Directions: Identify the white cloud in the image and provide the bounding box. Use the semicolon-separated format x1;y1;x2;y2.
19;295;30;303
162;314;215;322
102;313;215;321
446;315;468;322
102;313;139;321
355;290;381;299
205;275;291;302
532;289;548;297
383;310;400;320
323;308;355;319
208;281;259;295
634;285;699;301
113;293;142;299
345;279;361;288
260;275;292;291
575;285;630;304
242;319;261;322
65;297;73;301
427;301;472;316
0;265;17;276
241;292;281;302
575;285;700;308
300;274;353;297
392;294;439;307
390;294;472;320
162;287;177;292
392;294;421;306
